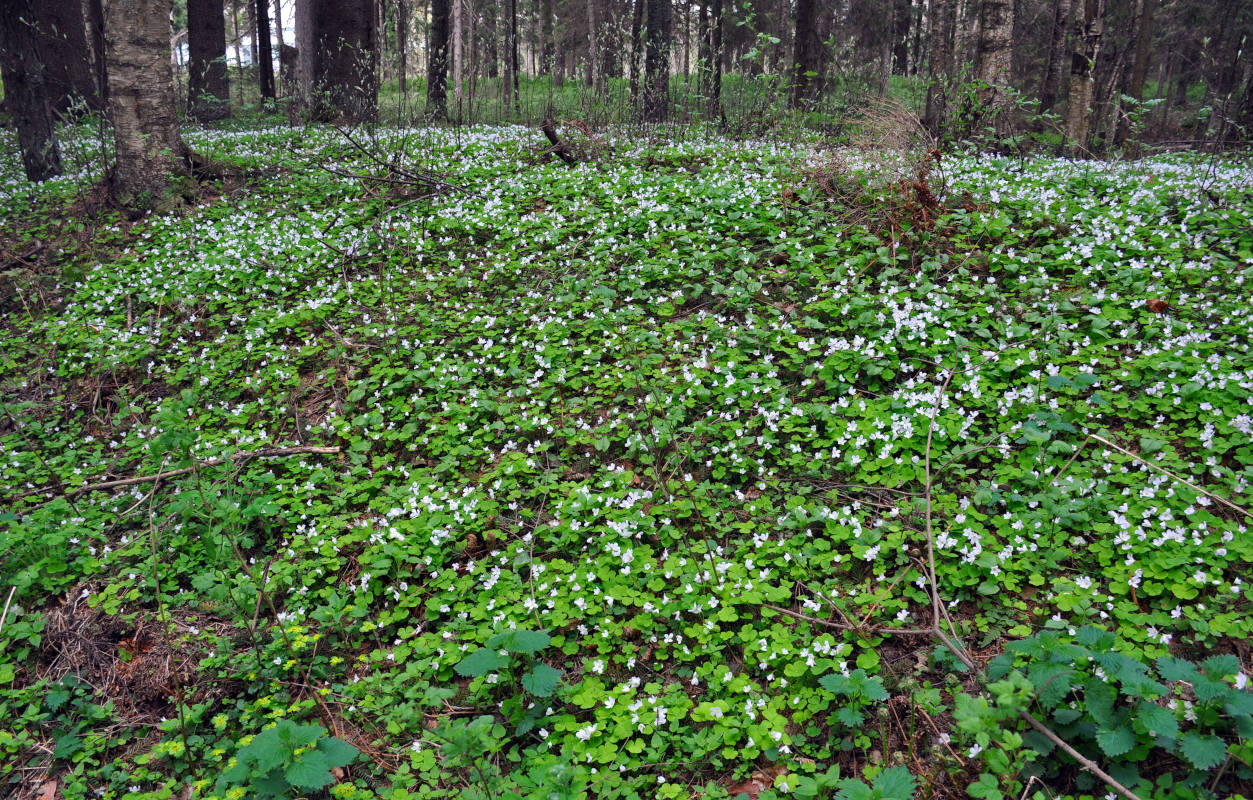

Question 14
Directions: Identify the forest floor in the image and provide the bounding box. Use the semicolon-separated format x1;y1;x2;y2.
1;121;1252;800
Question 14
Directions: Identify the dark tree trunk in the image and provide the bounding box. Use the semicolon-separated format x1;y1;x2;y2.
256;0;276;101
105;0;191;209
1115;0;1152;145
1066;0;1104;153
975;0;1014;116
629;0;645;104
707;0;721;114
642;0;670;120
0;0;62;180
1039;0;1072;111
540;0;554;77
33;0;103;114
188;0;231;120
308;0;378;121
397;0;408;91
923;0;956;135
908;0;923;75
428;0;450;117
506;0;519;110
484;0;498;78
789;0;821;107
892;0;911;75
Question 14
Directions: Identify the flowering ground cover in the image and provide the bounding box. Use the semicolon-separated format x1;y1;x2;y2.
1;124;1251;800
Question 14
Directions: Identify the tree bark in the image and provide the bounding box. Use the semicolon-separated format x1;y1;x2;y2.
1066;0;1104;154
0;0;62;180
789;0;821;107
104;0;191;209
32;0;103;114
188;0;231;119
427;0;450;116
923;0;956;135
892;0;911;75
256;0;276;101
642;0;670;121
539;0;553;78
453;0;464;103
1039;0;1072;111
586;0;598;87
706;0;721;114
629;0;645;105
975;0;1014;119
308;0;378;121
397;0;408;91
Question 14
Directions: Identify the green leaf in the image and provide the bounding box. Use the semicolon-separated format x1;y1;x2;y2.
1179;732;1227;770
521;663;562;697
284;750;334;790
1095;725;1136;757
966;772;1002;800
317;736;358;767
1137;701;1178;740
874;766;916;800
1155;656;1199;683
1200;654;1239;679
487;629;551;655
455;647;509;677
1138;436;1166;453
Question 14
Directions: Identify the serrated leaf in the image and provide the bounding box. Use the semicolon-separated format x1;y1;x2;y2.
820;673;851;695
835;779;875;800
1095;725;1136;757
1179;732;1226;770
1200;654;1239;679
1084;677;1117;727
455;647;509;677
521;663;562;697
487;629;550;655
873;766;916;800
1193;676;1228;701
284;750;334;789
317;736;358;767
1137;701;1178;740
1156;656;1199;683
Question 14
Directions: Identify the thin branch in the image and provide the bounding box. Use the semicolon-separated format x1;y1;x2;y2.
65;446;341;497
1089;434;1250;518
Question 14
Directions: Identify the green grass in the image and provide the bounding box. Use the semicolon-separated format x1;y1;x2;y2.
1;122;1252;800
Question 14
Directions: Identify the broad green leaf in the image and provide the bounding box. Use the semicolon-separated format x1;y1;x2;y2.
874;766;916;800
285;750;335;789
455;647;509;677
1095;725;1136;757
1179;732;1226;770
521;663;562;697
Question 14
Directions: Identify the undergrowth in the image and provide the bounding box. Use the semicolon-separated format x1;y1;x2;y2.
0;121;1251;800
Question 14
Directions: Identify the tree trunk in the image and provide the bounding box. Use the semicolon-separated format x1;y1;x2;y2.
308;0;378;121
1066;0;1104;154
1039;0;1072;111
975;0;1014;119
1112;0;1149;146
256;0;276;101
706;0;721;114
428;0;450;117
507;0;519;110
32;0;103;114
540;0;553;78
642;0;670;120
230;0;244;96
892;0;911;74
453;0;464;102
104;0;191;209
188;0;231;119
629;0;645;105
0;0;62;180
272;0;284;50
586;0;598;87
789;0;821;107
923;0;956;135
397;0;408;91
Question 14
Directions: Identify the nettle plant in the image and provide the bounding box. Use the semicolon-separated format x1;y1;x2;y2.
454;628;564;734
957;626;1253;799
211;718;357;799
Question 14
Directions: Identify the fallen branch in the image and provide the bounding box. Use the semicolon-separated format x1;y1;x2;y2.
541;119;576;166
66;446;340;497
